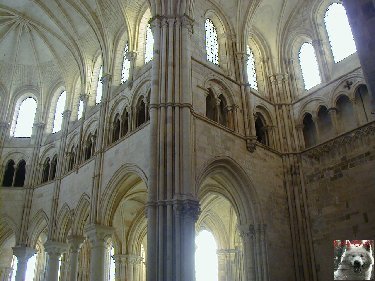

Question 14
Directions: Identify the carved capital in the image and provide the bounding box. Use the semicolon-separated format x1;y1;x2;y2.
12;246;36;261
84;224;114;246
67;236;85;253
246;137;257;153
44;241;68;258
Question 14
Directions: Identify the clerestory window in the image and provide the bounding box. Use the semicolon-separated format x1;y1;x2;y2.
205;19;219;65
121;43;131;83
52;91;66;133
246;46;258;90
299;43;321;90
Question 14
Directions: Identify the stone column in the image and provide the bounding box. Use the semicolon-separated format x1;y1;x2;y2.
296;124;305;150
12;246;36;281
0;266;12;281
126;51;137;86
67;236;85;281
85;224;114;281
44;241;68;281
217;249;237;281
343;0;375;108
113;254;126;281
0;122;9;157
238;225;255;281
328;107;339;135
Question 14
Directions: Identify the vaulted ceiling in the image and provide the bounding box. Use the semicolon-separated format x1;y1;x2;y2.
0;0;305;100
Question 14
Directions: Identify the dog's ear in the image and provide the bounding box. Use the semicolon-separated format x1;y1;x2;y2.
363;241;372;252
346;240;352;249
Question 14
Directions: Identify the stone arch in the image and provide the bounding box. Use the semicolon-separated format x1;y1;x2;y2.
27;210;49;248
126;210;147;254
196;157;263;226
55;203;72;242
71;193;90;236
99;164;148;225
0;215;19;246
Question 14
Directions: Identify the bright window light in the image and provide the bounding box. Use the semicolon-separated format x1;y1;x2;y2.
121;43;131;83
324;3;356;63
13;97;37;137
299;43;321;90
109;246;115;281
195;230;218;281
205;19;219;65
52;91;66;133
145;24;154;63
77;100;84;120
246;45;258;90
96;66;103;104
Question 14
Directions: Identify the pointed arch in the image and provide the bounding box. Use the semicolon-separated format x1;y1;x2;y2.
27;210;49;247
55;203;72;242
72;193;91;235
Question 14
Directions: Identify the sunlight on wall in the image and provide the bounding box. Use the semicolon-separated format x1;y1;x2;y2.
195;230;218;281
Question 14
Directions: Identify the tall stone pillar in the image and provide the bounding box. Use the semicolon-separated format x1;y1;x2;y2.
328;108;339;135
85;224;113;281
12;246;36;281
343;0;375;108
113;254;126;281
44;241;67;281
238;225;256;281
146;13;200;281
67;236;85;281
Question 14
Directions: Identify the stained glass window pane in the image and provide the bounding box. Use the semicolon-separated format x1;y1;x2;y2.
246;46;258;90
299;43;321;90
324;3;356;63
205;19;219;65
121;43;131;83
52;91;66;133
145;24;154;63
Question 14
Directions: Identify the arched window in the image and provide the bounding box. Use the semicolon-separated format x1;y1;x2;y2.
84;134;93;161
52;91;66;133
136;98;147;128
246;46;258;90
96;66;103;104
303;113;317;148
50;155;58;180
255;114;269;146
317;106;333;141
2;160;15;187
14;160;26;187
355;85;373;124
108;246;115;281
13;97;37;137
121;110;129;137
299;43;321;90
121;43;131;83
336;95;356;132
205;19;219;65
206;90;217;121
112;115;121;143
42;158;50;183
218;95;228;127
324;3;356;63
77;100;84;120
68;147;76;172
145;24;154;63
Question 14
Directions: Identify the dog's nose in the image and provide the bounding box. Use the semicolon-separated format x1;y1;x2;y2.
354;260;361;267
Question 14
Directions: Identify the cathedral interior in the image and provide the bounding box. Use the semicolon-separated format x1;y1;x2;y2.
0;0;374;280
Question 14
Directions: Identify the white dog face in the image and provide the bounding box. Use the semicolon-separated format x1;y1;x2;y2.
341;242;374;274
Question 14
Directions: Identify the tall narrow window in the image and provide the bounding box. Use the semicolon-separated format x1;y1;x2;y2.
205;19;219;65
324;3;356;63
121;43;131;83
145;24;154;63
299;43;321;90
2;160;15;186
77;100;84;120
246;46;258;90
96;66;103;104
52;91;66;133
13;97;37;137
14;160;26;187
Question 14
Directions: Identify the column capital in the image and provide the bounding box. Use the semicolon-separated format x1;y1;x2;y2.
80;94;89;103
12;246;36;260
62;109;72;119
44;240;68;257
173;199;200;221
125;51;137;61
100;73;112;85
67;236;85;252
84;224;114;245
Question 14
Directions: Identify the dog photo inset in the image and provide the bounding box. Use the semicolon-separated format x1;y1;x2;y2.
334;240;374;280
